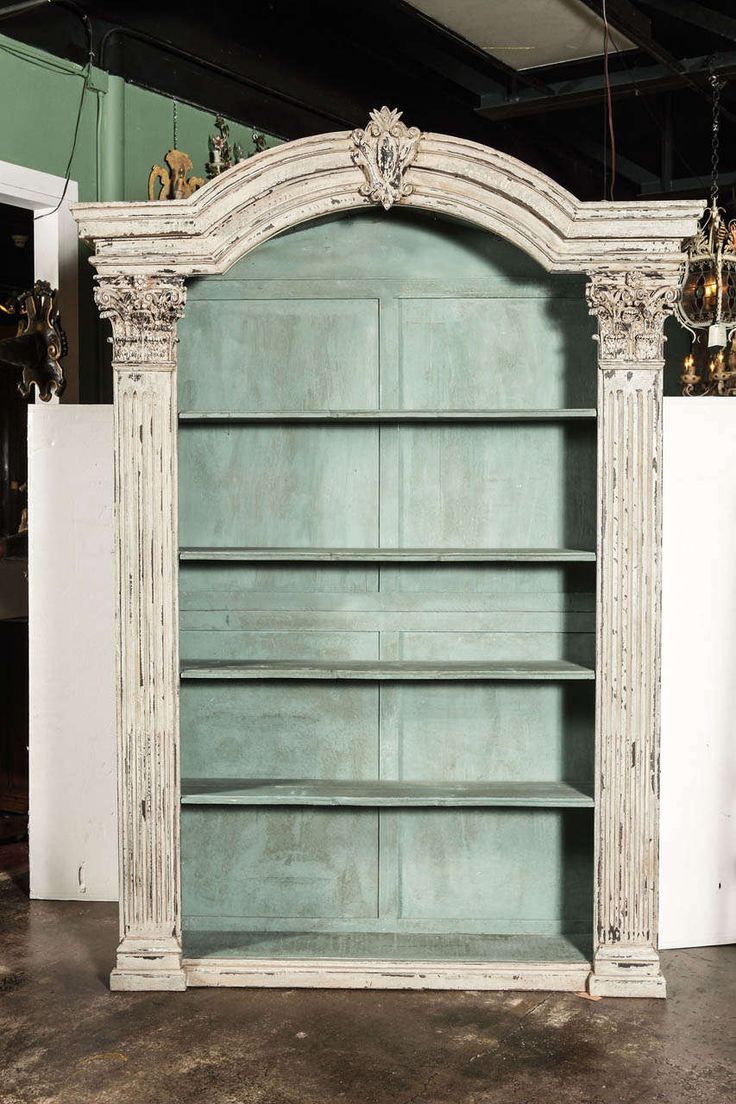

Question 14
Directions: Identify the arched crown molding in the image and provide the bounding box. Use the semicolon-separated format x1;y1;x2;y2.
73;107;702;279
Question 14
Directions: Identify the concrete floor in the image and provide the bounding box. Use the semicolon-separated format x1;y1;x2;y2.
1;860;734;1104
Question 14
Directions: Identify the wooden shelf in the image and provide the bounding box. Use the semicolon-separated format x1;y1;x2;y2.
179;408;597;424
179;547;596;563
180;660;595;681
181;779;594;807
182;930;592;965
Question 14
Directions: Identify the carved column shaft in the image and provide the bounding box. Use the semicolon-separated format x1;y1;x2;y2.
586;270;677;998
95;275;187;991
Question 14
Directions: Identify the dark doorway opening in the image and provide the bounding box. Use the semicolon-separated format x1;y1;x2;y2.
0;201;33;886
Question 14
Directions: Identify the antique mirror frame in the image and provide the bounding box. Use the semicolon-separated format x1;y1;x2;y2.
73;109;702;994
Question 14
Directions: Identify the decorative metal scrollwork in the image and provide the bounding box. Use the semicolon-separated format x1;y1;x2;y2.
0;280;67;401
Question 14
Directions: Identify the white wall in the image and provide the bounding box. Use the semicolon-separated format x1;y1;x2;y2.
28;405;116;900
659;397;736;949
26;400;736;946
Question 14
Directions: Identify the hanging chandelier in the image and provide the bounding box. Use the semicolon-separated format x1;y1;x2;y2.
678;74;736;396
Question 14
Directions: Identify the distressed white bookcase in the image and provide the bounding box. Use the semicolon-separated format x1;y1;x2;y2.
73;109;701;995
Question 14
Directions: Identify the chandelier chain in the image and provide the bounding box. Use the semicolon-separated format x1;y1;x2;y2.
173;100;178;152
711;72;721;205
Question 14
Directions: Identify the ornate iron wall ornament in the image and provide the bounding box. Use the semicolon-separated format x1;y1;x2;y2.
149;100;206;201
149;150;205;201
350;107;422;210
0;281;67;401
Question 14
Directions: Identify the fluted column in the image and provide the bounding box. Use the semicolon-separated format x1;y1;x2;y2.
95;274;187;991
586;270;678;997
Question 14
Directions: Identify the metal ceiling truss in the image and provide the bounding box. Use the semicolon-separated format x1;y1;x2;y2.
477;51;736;122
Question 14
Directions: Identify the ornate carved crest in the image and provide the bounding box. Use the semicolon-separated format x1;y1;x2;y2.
94;275;187;366
350;107;422;211
586;270;679;361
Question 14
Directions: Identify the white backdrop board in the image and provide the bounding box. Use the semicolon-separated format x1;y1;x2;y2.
28;404;116;900
26;400;736;948
659;397;736;949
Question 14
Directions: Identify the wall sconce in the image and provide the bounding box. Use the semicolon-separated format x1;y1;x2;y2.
0;281;67;401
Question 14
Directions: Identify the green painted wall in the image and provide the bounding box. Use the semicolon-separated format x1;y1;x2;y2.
0;33;279;398
0;33;280;202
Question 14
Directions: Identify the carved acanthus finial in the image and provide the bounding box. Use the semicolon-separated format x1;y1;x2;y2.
350;107;422;211
94;275;187;367
586;270;679;362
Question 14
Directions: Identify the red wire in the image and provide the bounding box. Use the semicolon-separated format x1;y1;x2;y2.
602;0;617;201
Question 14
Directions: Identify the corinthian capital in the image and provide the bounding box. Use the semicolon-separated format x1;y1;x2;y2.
586;269;679;364
94;274;187;367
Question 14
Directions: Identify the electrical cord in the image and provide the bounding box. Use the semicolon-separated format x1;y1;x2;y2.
609;35;710;198
37;54;90;218
0;0;95;218
602;0;617;201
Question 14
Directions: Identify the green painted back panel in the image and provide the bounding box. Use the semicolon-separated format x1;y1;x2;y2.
178;209;596;951
179;426;379;547
181;807;591;935
398;297;592;409
182;808;380;921
180;682;593;784
179;424;594;549
179;298;379;412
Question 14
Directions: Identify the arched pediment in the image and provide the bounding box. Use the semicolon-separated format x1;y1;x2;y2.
73;107;702;278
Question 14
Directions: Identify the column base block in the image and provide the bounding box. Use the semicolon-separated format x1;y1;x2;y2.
588;944;666;998
110;968;187;992
110;935;187;992
588;973;666;998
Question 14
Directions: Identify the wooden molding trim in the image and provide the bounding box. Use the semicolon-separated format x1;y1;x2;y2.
183;957;591;991
72;115;702;278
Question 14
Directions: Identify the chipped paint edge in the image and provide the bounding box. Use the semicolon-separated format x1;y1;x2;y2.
183;957;591;991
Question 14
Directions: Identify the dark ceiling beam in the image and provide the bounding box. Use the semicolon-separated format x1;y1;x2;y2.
576;0;679;70
639;0;736;44
565;135;660;188
477;50;736;121
301;0;508;107
97;25;355;131
577;0;727;115
88;1;522;138
639;170;735;198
